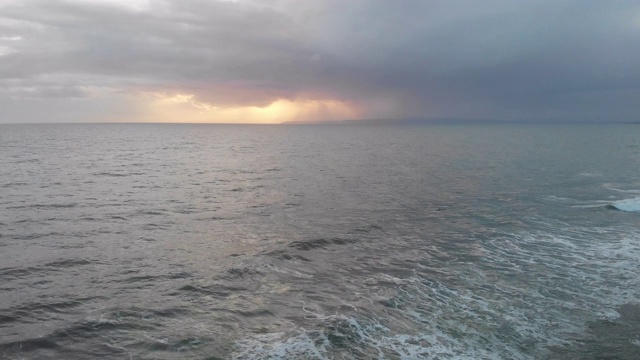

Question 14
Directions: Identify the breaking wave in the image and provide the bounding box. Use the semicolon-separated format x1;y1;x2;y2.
611;196;640;212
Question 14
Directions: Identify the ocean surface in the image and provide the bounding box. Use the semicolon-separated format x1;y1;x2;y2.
1;123;639;359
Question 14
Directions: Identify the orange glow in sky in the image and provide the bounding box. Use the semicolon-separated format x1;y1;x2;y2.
129;92;362;124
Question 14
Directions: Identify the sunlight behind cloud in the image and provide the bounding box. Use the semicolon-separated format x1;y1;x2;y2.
134;92;361;124
2;0;639;123
68;0;152;12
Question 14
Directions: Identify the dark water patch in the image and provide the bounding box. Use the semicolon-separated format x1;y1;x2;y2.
121;274;163;283
176;284;247;298
14;158;42;164
32;279;52;286
288;237;358;251
168;271;192;279
0;259;95;280
50;318;155;341
264;250;311;262
14;218;35;224
137;210;166;216
142;223;171;230
197;216;234;221
8;231;65;241
147;307;194;319
351;224;385;234
174;207;201;214
54;241;96;250
224;266;263;279
229;309;274;318
0;267;33;279
0;313;19;325
78;216;99;221
109;215;128;220
2;181;29;187
45;258;94;269
0;298;98;324
92;172;128;177
121;271;191;284
0;337;59;352
7;203;78;210
202;355;228;360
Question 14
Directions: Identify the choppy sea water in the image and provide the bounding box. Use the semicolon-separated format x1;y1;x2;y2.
1;123;639;359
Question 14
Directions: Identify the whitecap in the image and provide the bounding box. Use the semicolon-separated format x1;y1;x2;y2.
603;184;640;193
611;197;640;212
578;172;601;177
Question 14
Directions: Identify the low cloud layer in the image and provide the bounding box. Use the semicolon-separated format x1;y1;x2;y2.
1;0;639;123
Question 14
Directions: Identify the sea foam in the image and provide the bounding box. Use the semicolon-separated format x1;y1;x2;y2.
612;197;640;212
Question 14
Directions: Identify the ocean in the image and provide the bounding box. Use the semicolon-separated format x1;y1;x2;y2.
1;123;639;359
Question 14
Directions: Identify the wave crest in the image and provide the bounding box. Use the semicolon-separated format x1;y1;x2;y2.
612;197;640;212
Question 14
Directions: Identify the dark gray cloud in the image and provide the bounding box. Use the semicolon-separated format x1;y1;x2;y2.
1;0;639;122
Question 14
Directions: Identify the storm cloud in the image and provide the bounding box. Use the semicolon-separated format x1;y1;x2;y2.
1;0;639;122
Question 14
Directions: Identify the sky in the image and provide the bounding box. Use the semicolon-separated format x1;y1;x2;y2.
0;0;639;124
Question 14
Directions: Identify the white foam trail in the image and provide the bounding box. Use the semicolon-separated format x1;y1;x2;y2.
603;184;640;193
543;196;574;202
578;172;601;177
572;204;608;209
612;197;640;212
233;225;640;359
232;315;509;360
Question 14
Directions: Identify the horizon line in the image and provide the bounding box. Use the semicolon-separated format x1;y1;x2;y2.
0;119;636;125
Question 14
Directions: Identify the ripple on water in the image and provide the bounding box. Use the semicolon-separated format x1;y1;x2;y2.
232;224;640;359
0;259;95;280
